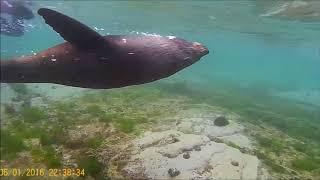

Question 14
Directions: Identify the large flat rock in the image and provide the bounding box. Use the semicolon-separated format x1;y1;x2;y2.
124;130;261;179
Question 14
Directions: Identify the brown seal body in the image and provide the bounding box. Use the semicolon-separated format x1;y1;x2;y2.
1;8;209;89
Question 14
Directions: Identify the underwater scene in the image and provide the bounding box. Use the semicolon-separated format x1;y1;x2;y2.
1;0;320;179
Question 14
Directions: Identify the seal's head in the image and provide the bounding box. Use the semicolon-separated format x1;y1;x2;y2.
113;35;210;82
171;38;209;68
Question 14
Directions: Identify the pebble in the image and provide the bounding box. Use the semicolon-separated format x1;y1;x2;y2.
168;168;180;177
194;146;201;151
183;152;190;159
231;160;239;166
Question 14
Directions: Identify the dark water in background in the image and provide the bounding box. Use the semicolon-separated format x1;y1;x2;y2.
1;1;319;125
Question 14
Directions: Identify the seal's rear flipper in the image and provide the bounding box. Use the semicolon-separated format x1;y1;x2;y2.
38;8;108;51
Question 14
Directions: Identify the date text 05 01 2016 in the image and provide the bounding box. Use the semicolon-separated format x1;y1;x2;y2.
0;168;85;177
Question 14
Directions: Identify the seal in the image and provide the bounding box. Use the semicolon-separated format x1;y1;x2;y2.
0;8;209;89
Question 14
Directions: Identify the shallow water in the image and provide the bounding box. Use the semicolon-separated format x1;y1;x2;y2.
2;1;319;98
1;1;320;179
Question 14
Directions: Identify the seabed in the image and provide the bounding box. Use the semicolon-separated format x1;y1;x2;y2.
1;81;319;179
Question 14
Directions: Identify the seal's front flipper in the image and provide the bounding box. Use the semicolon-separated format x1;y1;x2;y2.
38;8;108;51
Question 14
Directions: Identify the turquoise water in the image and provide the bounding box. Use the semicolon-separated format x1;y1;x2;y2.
2;1;319;97
1;1;320;178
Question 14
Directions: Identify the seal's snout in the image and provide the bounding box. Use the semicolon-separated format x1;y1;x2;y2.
193;42;209;56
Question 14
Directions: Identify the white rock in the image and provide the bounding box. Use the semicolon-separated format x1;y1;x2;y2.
177;115;250;149
156;133;210;158
220;134;253;149
135;130;182;149
124;130;260;179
